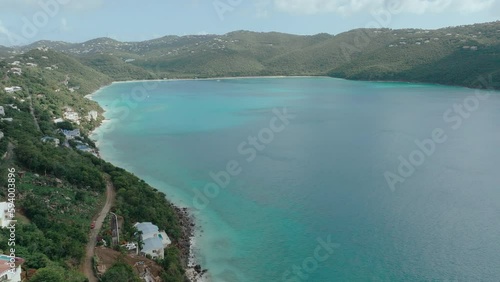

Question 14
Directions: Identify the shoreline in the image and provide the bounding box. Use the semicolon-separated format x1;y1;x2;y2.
86;89;207;281
84;83;113;100
106;75;326;85
87;74;500;96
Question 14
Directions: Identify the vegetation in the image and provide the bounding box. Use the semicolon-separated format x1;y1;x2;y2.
101;262;142;282
0;46;186;281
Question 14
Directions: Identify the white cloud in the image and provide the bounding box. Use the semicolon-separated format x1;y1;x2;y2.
273;0;496;15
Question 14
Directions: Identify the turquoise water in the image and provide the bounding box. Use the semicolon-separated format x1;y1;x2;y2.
92;77;500;281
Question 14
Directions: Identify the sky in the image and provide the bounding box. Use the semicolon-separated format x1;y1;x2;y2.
0;0;499;46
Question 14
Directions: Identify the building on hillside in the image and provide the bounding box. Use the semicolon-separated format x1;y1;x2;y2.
61;129;80;139
41;136;60;147
53;118;64;124
0;131;4;141
76;144;93;153
9;68;22;75
63;111;80;124
86;111;98;121
134;222;171;259
4;87;22;93
0;106;4;116
0;202;16;228
6;104;19;111
1;118;13;122
0;255;24;282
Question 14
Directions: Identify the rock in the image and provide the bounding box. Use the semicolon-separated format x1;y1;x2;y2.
194;264;202;273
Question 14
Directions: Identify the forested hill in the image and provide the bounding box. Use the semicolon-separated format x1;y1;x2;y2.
1;21;499;89
0;50;187;280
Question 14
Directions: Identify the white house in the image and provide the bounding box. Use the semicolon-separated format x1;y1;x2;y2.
64;111;80;124
0;106;4;116
0;255;24;282
9;68;22;75
0;202;16;228
4;87;22;93
0;131;4;141
134;222;171;259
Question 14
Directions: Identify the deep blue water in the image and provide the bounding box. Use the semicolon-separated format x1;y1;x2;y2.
92;77;500;281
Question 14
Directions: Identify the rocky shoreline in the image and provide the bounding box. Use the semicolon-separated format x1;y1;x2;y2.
172;205;208;281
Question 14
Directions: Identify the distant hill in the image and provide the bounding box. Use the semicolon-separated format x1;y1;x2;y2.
1;21;499;88
329;22;500;89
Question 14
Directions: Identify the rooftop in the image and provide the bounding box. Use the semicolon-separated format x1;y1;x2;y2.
134;222;159;237
142;237;163;253
0;255;24;274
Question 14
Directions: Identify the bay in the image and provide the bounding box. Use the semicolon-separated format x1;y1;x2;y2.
92;77;500;281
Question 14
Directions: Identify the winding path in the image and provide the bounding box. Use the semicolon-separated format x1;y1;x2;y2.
81;175;116;282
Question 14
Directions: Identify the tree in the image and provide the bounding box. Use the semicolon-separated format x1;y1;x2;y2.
101;262;141;282
55;120;74;130
29;266;65;282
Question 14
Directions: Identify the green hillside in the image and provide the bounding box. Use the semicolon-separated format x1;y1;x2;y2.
0;48;187;281
3;21;497;89
329;22;500;89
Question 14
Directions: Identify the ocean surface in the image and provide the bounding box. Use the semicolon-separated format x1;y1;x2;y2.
91;77;500;281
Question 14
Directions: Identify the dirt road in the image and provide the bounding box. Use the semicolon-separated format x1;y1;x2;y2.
82;175;115;282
